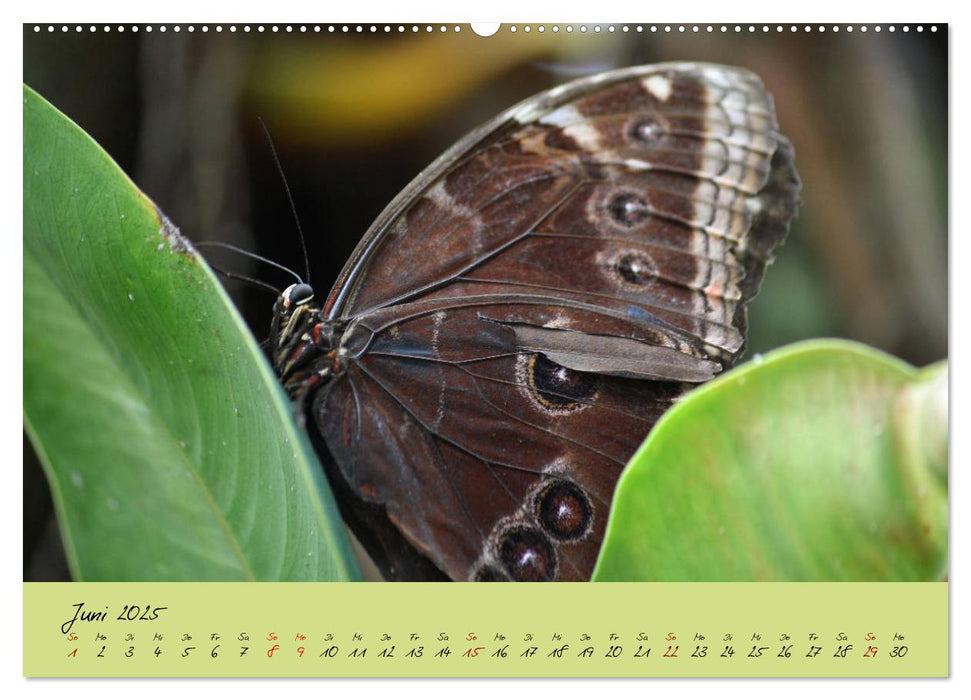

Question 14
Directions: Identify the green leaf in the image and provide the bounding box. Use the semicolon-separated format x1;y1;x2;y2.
593;340;947;582
23;85;360;581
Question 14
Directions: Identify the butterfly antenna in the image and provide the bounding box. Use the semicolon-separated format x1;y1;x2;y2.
258;117;311;285
206;262;283;297
195;240;304;285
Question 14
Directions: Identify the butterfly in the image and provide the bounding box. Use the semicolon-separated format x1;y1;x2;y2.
268;62;800;581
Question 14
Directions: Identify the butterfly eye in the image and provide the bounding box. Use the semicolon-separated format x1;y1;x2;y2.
284;282;315;307
534;479;593;542
608;193;651;226
616;252;656;285
526;354;598;412
629;117;664;143
497;525;556;582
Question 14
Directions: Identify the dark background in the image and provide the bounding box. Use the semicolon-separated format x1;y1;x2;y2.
24;23;948;580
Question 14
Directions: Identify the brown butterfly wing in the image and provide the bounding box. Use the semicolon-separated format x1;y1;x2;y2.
316;63;800;581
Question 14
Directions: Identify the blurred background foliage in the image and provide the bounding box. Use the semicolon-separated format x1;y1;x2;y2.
24;24;947;580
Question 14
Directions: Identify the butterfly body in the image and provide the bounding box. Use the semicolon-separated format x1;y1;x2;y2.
270;62;801;581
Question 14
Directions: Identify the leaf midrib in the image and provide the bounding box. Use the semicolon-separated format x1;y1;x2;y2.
23;232;257;582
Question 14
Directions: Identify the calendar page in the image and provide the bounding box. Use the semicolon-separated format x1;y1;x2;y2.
22;17;949;681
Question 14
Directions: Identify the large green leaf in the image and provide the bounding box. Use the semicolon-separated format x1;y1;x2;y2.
593;340;947;581
23;85;360;581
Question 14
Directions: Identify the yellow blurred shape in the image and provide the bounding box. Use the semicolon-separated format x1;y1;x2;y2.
247;30;594;148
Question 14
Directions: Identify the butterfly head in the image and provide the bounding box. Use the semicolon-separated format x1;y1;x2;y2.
270;283;344;411
282;282;314;309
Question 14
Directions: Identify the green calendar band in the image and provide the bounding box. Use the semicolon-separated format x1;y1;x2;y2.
24;582;947;677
